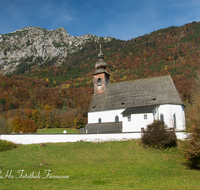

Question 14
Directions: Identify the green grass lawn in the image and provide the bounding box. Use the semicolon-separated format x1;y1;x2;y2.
0;140;200;189
36;128;78;134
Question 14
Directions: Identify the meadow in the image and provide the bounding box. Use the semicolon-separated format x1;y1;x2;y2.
0;140;200;189
36;128;78;134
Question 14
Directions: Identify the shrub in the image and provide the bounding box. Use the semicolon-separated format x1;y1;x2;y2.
141;120;177;149
0;140;17;152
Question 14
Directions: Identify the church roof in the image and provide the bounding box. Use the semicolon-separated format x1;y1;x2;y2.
93;68;110;75
79;122;122;134
122;105;158;116
89;75;183;112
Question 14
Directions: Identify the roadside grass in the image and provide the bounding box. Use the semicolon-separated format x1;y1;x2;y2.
36;128;78;134
0;140;200;189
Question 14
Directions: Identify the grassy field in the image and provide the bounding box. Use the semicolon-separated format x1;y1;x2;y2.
36;128;78;134
0;140;200;190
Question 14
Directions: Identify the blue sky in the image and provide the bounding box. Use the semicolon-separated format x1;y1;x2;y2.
0;0;200;40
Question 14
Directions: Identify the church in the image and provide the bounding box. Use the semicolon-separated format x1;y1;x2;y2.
80;47;185;133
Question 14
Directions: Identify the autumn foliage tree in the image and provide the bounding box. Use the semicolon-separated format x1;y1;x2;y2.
12;117;37;133
0;116;9;133
184;74;200;168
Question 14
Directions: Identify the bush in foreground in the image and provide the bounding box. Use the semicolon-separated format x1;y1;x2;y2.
141;120;177;149
0;139;17;152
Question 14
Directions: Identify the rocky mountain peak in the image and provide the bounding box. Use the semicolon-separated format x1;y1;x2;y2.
0;26;112;73
54;27;69;36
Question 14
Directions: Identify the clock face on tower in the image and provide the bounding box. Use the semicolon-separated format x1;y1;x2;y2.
98;85;101;89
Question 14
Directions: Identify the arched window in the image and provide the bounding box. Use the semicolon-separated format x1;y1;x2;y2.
98;118;101;123
97;78;101;89
173;114;176;129
97;78;101;86
115;115;119;122
160;114;164;122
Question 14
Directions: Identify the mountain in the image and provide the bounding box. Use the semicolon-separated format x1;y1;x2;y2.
0;26;112;73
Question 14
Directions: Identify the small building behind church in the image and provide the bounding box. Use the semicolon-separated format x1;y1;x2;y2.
80;47;185;134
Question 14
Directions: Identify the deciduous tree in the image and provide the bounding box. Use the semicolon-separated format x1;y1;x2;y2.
184;74;200;168
12;117;37;133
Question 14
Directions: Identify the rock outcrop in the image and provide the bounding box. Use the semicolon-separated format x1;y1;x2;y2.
0;26;112;73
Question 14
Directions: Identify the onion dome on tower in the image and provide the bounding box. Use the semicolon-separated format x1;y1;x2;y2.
95;44;107;69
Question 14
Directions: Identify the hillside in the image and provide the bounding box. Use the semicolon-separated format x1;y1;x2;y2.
0;21;200;130
1;140;200;189
22;22;200;100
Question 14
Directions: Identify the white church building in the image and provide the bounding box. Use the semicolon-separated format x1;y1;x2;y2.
80;47;185;133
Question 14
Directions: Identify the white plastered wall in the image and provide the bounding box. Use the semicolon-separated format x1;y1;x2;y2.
88;109;124;124
157;104;185;131
122;104;185;132
122;113;154;132
0;132;188;145
87;104;185;132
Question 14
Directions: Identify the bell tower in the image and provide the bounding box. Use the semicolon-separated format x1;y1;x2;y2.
93;45;110;95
